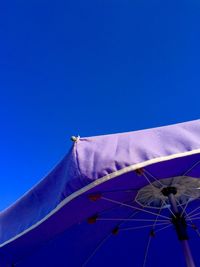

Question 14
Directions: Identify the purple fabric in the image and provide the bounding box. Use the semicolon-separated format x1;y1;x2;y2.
0;120;200;266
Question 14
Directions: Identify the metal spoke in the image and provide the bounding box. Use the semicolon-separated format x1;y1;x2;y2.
163;199;176;218
194;228;200;238
142;171;161;188
82;234;112;267
119;211;141;227
189;212;200;219
187;206;200;217
181;193;196;199
183;160;200;176
99;198;140;216
187;217;200;221
186;214;200;239
142;202;165;267
142;235;152;267
184;210;200;241
155;224;172;233
179;198;191;217
120;222;170;231
143;169;164;186
101;197;170;220
97;218;169;222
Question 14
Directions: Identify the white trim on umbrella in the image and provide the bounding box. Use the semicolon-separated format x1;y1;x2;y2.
1;148;200;248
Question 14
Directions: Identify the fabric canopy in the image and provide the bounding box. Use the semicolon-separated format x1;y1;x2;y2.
1;120;200;266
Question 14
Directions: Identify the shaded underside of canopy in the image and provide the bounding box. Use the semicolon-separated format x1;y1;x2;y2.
0;120;200;266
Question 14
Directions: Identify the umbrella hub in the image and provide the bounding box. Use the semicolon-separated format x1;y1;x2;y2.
135;176;200;209
160;186;189;240
161;186;177;196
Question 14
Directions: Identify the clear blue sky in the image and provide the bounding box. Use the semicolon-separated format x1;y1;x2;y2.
0;0;199;212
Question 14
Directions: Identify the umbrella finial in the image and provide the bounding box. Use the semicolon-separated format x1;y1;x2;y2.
71;135;80;142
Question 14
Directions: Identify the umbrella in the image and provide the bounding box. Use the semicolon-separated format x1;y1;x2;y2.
0;120;200;267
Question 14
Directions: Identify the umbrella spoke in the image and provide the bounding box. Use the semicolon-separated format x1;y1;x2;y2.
175;198;191;218
162;199;176;218
182;160;200;176
119;210;141;227
143;169;164;186
97;218;169;222
181;193;195;198
120;222;170;231
84;206;167;266
187;205;200;216
99;198;140;216
187;217;200;221
186;218;200;239
142;205;163;267
155;224;172;233
182;210;200;240
141;171;161;189
142;235;152;267
82;234;112;267
190;212;200;218
194;229;200;238
101;196;170;220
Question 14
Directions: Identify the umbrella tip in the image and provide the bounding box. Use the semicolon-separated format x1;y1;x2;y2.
87;214;98;224
88;193;102;201
112;227;119;235
71;135;80;142
135;168;144;176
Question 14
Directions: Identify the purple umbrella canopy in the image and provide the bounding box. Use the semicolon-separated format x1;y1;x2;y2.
1;120;200;266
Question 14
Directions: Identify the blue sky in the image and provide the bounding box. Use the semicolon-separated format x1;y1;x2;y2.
0;0;200;211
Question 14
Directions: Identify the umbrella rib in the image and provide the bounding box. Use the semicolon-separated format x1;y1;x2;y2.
187;205;200;216
99;199;144;216
184;211;200;239
101;197;170;219
193;228;200;238
182;160;200;176
181;202;190;217
187;217;200;221
175;198;191;218
162;199;176;218
155;224;172;233
142;172;162;188
99;198;138;216
142;202;165;267
177;203;200;242
182;193;196;198
188;201;200;218
120;222;170;231
83;210;143;266
142;235;152;267
82;234;112;267
186;217;200;239
190;212;200;218
176;199;198;224
143;169;164;186
97;218;169;222
121;204;170;232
